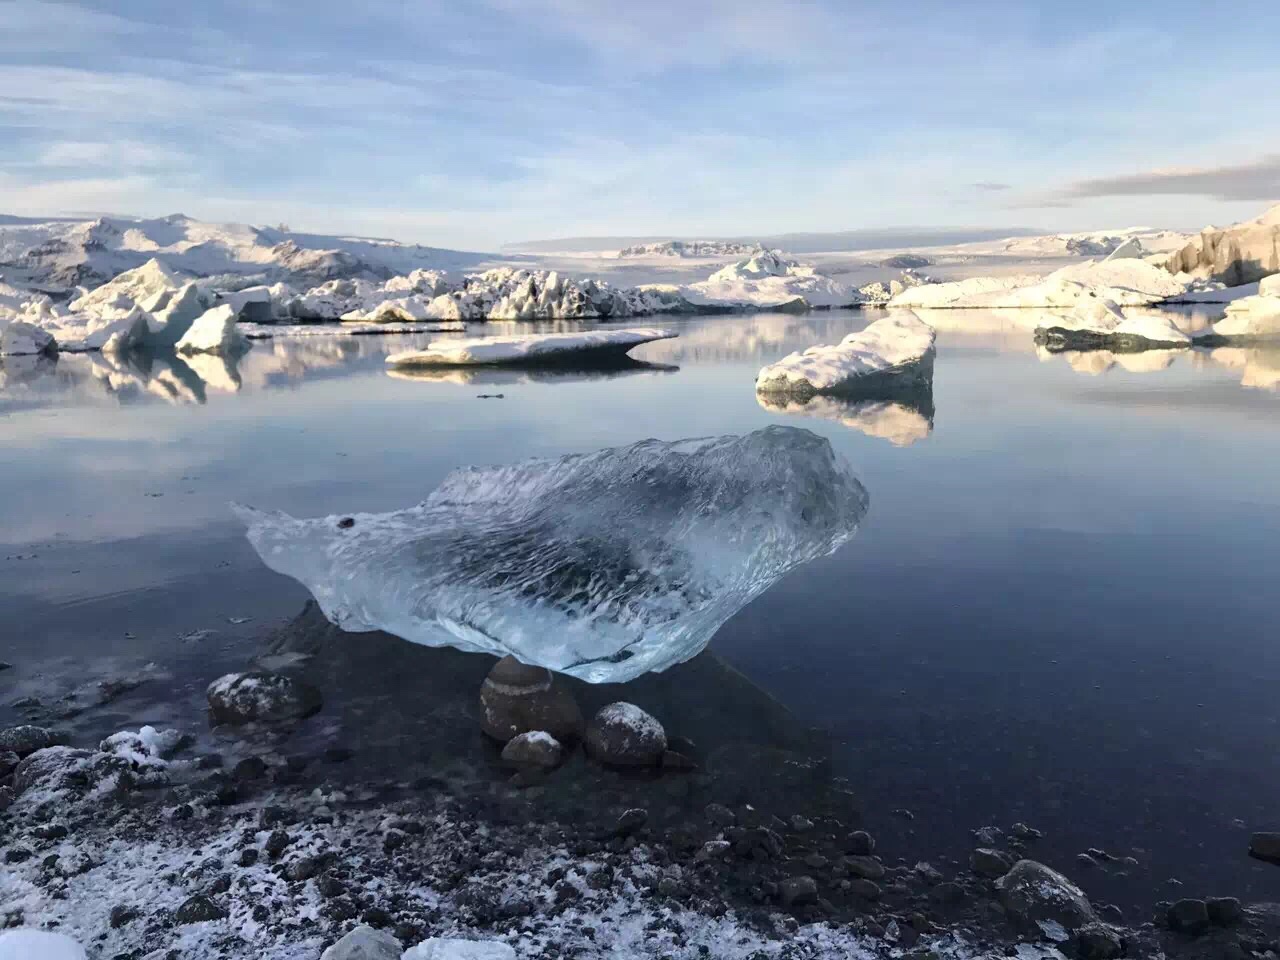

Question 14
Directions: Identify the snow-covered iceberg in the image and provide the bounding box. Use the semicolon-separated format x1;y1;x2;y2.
755;314;936;397
176;304;248;355
385;328;676;368
1209;274;1280;340
757;390;934;447
889;258;1194;310
682;250;860;311
235;426;868;683
1032;297;1192;351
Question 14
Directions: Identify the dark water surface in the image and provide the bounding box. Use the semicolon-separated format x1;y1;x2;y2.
2;310;1279;912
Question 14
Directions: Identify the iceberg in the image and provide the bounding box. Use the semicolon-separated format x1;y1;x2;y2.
0;320;56;357
1165;202;1280;285
175;304;248;355
386;328;676;368
235;426;868;683
1032;297;1192;351
682;250;860;311
755;314;936;397
1210;274;1280;339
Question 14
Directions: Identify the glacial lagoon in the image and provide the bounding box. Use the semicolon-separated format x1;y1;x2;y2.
2;309;1279;912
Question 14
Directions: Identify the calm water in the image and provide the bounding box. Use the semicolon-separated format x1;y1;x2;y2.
3;310;1279;912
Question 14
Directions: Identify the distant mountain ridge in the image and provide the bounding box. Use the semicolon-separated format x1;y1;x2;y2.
0;213;491;293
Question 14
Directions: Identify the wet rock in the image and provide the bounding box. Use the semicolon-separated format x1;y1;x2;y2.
929;881;966;904
0;787;13;811
174;894;227;924
320;924;402;960
479;657;583;743
0;751;18;778
848;879;882;900
697;840;731;861
779;876;818;907
845;830;875;855
500;731;564;770
109;905;139;928
265;829;292;858
286;856;324;882
1207;896;1243;926
1075;923;1123;959
971;847;1013;878
206;672;322;725
12;746;93;797
0;725;62;758
840;855;885;881
232;757;268;781
660;750;697;770
705;803;736;827
1249;832;1280;865
585;702;667;766
1166;898;1210;935
995;860;1096;934
1011;822;1043;840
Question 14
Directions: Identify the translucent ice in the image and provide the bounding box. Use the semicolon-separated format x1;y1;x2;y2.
235;426;868;682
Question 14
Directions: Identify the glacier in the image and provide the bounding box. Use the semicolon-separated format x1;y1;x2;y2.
235;426;868;683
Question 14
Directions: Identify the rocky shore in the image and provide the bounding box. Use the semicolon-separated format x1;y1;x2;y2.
2;608;1279;959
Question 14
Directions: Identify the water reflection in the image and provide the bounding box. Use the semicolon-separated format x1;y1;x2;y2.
1196;346;1280;391
237;426;869;683
386;357;679;385
1035;346;1185;376
757;383;935;446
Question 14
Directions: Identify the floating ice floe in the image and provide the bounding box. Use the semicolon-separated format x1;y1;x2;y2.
681;250;861;312
889;258;1195;309
235;426;868;683
757;391;934;447
0;320;57;357
1032;297;1193;351
239;320;466;339
386;328;676;368
1210;274;1280;340
755;313;936;397
387;360;677;386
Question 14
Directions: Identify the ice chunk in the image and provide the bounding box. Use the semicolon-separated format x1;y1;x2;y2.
176;304;248;355
386;328;676;368
0;930;87;960
0;320;56;357
1032;297;1192;351
403;940;516;960
1212;274;1280;339
235;426;868;683
68;257;187;313
756;314;936;397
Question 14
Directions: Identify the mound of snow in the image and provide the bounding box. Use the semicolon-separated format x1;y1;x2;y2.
235;426;867;683
176;304;247;355
1212;274;1280;339
684;251;859;311
756;314;936;396
386;328;675;368
1032;297;1192;351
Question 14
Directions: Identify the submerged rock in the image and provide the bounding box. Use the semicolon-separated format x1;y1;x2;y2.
206;672;322;725
994;859;1096;934
585;702;667;766
479;657;583;743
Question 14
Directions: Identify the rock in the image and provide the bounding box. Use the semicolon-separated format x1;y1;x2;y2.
848;878;882;900
1207;896;1243;926
12;746;93;797
971;847;1013;878
320;925;403;960
0;751;18;778
789;815;815;832
286;856;323;882
402;939;517;960
697;840;731;861
0;725;62;758
1249;832;1280;864
995;859;1096;934
232;756;268;781
173;894;228;924
1166;898;1210;935
206;672;321;724
705;802;736;827
845;830;875;855
661;749;697;770
584;702;667;766
779;875;818;906
479;657;583;743
499;731;563;770
840;855;885;880
1075;923;1123;959
914;861;943;885
0;787;13;811
612;807;648;836
109;905;139;928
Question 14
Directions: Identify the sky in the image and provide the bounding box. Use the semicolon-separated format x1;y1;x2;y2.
1;0;1279;250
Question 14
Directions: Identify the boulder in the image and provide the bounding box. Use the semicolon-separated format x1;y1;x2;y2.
995;859;1096;935
840;855;886;881
0;725;62;757
320;925;403;960
12;746;93;797
971;847;1013;878
779;875;818;906
584;702;667;766
500;731;564;770
0;751;17;777
1249;831;1280;864
1166;898;1210;935
479;657;583;743
1207;896;1243;926
1074;924;1123;959
206;672;322;725
173;894;228;925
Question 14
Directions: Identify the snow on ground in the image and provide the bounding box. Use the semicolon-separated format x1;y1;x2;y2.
756;314;936;396
1032;298;1193;350
385;329;676;368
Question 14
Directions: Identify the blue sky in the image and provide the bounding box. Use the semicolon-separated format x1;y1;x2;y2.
1;0;1279;249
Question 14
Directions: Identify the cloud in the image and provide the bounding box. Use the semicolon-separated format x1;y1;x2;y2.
1048;154;1280;203
972;181;1012;192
